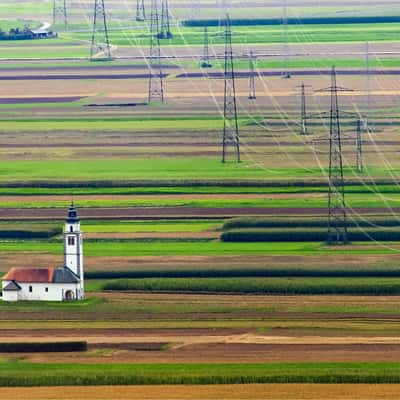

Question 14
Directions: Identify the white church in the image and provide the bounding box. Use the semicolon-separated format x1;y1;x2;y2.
2;203;84;302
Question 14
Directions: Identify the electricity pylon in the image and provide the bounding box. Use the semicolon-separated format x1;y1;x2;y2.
297;82;312;135
158;0;173;39
90;0;112;61
201;27;212;68
356;119;363;173
281;0;291;78
364;41;371;131
148;0;164;102
136;0;145;21
222;15;240;163
248;51;256;100
317;67;352;245
53;0;68;30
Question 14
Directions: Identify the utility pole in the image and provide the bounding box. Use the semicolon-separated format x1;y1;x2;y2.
317;67;351;245
148;0;164;103
136;0;145;21
248;51;256;100
356;119;363;173
201;27;212;68
222;14;240;163
90;0;112;61
281;0;291;78
159;0;173;39
53;0;68;30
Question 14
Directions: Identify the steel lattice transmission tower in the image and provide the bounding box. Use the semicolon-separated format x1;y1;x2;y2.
159;0;173;39
201;27;212;68
319;67;351;245
298;82;310;135
364;41;371;131
356;119;363;173
248;51;256;100
222;15;240;163
148;0;164;103
90;0;112;61
53;0;68;30
136;0;145;21
281;0;291;78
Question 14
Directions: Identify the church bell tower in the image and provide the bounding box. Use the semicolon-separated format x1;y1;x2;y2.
64;203;84;295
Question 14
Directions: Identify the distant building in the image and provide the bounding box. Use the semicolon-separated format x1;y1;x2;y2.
0;28;58;41
30;29;58;39
2;204;84;302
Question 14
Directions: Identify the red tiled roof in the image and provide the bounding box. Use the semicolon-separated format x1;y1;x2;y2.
2;268;55;283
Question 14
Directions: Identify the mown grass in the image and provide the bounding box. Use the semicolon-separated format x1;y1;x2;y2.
0;184;399;196
2;362;400;385
1;240;399;257
0;159;399;183
3;191;400;209
84;220;221;233
0;117;225;132
68;23;400;47
100;277;400;295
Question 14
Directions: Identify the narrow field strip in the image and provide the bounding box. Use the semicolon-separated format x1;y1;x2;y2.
2;384;400;400
2;362;400;385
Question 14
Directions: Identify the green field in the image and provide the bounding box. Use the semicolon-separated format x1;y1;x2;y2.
0;158;398;183
1;240;399;257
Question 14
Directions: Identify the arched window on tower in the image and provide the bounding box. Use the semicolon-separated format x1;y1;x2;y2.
70;226;73;232
68;236;75;246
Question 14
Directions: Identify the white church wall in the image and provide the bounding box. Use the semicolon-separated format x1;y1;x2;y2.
2;288;18;302
2;281;79;302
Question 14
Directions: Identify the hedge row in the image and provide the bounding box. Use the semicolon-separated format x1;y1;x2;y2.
0;227;61;239
0;341;87;353
183;16;400;27
222;217;400;230
221;228;400;242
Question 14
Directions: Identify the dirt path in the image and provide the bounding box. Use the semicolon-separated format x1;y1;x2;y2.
2;384;400;400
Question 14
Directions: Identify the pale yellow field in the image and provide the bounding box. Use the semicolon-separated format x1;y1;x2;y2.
2;384;400;400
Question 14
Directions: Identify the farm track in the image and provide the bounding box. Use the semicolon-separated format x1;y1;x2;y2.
2;384;400;400
1;69;400;82
0;206;398;220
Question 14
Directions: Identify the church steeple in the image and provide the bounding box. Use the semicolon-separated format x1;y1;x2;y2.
66;202;80;224
63;203;84;299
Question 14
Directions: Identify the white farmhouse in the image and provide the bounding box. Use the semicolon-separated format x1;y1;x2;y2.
2;203;84;302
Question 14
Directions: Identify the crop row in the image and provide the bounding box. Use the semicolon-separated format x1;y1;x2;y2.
221;227;400;242
183;16;400;27
222;217;400;230
3;362;400;386
101;277;400;295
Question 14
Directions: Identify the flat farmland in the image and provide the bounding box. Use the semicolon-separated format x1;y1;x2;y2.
1;1;400;398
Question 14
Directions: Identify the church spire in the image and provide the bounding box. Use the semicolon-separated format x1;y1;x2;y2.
66;202;80;223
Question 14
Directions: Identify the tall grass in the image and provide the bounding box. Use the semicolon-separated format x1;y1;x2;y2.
101;277;400;295
3;362;400;386
86;264;400;280
222;217;400;231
